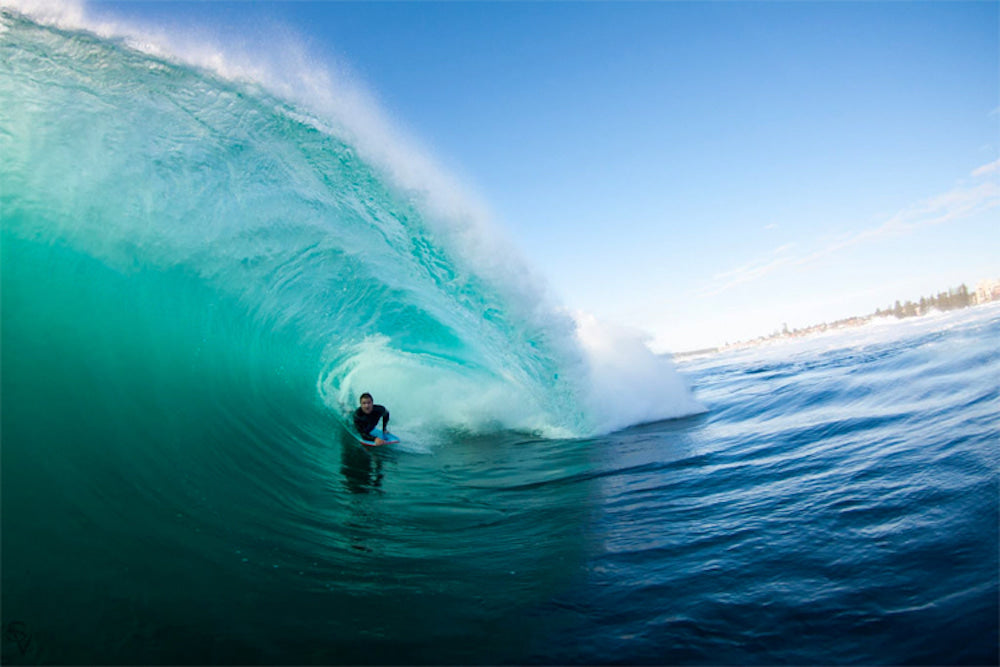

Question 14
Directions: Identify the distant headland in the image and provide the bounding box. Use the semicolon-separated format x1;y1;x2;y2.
676;278;1000;359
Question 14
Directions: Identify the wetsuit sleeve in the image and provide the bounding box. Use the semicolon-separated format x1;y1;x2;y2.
380;406;390;431
353;409;376;442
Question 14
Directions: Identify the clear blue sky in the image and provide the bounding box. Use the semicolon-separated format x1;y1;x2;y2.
79;1;1000;350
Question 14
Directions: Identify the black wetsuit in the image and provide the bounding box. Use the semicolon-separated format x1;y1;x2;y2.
353;404;389;442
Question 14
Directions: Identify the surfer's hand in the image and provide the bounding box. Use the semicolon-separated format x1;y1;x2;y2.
374;437;386;446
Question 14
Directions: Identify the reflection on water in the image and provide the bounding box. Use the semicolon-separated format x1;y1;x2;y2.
339;439;392;493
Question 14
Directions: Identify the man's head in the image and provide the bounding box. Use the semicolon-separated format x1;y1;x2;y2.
359;392;374;413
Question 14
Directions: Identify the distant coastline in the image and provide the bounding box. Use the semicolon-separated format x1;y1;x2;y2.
675;278;1000;359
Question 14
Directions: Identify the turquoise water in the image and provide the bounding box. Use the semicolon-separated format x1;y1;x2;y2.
3;12;998;665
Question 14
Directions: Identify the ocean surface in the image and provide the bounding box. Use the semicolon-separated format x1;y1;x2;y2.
2;11;998;665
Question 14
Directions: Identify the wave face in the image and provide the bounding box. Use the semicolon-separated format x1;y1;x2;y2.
0;10;699;442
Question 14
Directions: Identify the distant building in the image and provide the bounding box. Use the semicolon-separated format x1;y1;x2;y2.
975;279;1000;304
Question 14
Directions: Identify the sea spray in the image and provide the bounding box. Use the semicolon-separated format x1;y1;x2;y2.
573;312;705;433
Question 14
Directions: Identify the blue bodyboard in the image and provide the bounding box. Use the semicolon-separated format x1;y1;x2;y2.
349;427;400;446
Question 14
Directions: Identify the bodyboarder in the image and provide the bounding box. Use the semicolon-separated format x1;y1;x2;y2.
353;392;391;445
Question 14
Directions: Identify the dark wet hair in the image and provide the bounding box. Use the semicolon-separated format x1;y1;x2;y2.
359;392;373;403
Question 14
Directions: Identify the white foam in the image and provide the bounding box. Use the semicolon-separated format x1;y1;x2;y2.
318;335;575;440
573;312;706;433
317;313;707;439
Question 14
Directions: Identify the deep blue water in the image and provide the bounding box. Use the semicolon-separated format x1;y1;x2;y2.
537;309;1000;665
2;11;998;665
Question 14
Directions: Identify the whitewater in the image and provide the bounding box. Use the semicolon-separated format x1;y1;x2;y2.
2;7;997;665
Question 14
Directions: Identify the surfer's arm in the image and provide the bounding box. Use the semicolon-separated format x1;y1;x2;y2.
353;412;376;442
